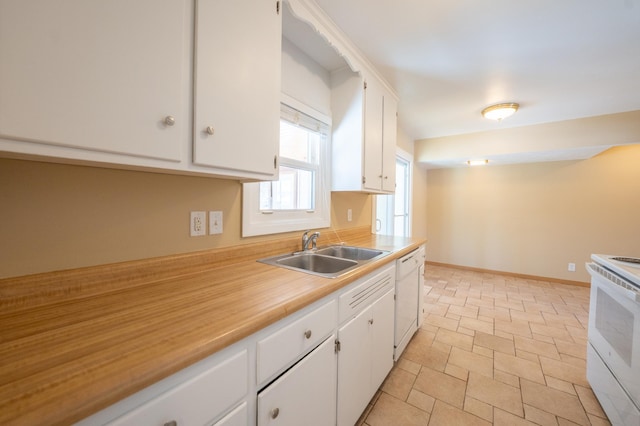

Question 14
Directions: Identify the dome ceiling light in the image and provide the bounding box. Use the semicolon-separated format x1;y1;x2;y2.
482;103;519;121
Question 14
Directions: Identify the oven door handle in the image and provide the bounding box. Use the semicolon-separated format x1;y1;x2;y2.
587;262;640;302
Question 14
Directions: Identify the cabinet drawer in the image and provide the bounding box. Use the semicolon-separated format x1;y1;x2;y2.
257;299;336;385
212;401;248;426
109;349;248;426
339;264;395;324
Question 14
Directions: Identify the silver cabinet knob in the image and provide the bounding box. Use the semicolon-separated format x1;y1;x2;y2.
271;408;280;419
164;116;175;126
304;329;312;339
164;421;177;426
205;126;215;135
368;318;374;325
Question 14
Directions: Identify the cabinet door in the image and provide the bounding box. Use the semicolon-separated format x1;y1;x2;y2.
257;335;337;426
362;80;384;192
381;94;398;192
194;0;281;178
0;0;187;162
370;289;395;392
337;305;373;426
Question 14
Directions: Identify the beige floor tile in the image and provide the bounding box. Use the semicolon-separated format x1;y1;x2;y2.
524;403;559;426
365;392;430;426
458;326;476;336
474;331;515;355
521;379;589;425
434;327;474;351
540;356;589;386
406;389;435;413
532;332;557;344
523;301;558;314
574;385;607;418
467;372;524;416
381;366;416;401
413;366;467;409
495;298;525;311
464;396;493;422
472;344;494;359
447;303;479;319
439;295;467;307
479;306;512;321
444;362;469;381
494;369;520;388
403;344;449;372
449;346;494;378
423;302;449;316
587;413;612;426
424;313;459;331
431;340;452;354
494;351;545;384
396;358;421;375
460;316;494;334
555;339;587;360
545;375;577;395
494;408;539;426
428;400;492;426
495;319;533;338
530;323;572;340
510;309;547;324
557;418;583;426
515;349;540;363
514;335;560;359
466;296;495;309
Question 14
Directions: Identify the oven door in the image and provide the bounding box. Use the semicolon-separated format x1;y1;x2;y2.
587;262;640;409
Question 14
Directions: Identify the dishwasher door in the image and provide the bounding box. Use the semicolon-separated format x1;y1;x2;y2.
394;247;424;361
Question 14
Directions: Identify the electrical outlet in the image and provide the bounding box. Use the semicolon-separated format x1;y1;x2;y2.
209;211;223;235
568;262;576;272
347;209;353;222
190;211;206;237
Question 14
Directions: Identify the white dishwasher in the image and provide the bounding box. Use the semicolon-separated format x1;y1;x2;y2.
394;245;425;361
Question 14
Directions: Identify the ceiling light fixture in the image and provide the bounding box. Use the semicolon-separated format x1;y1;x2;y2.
467;159;489;166
481;103;519;121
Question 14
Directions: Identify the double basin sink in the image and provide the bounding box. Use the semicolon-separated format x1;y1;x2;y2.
259;245;389;278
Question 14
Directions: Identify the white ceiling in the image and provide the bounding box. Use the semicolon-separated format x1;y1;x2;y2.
308;0;640;141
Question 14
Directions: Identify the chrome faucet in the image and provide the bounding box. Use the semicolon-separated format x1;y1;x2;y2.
301;230;321;251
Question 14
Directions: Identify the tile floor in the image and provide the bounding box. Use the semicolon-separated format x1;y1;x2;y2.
358;264;610;426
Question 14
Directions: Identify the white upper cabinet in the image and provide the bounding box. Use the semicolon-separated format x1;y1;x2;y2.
193;0;281;179
0;0;282;181
0;0;188;162
331;69;397;193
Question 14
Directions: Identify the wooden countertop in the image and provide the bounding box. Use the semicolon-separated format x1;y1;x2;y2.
0;227;425;425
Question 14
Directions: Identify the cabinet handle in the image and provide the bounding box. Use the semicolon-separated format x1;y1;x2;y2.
271;408;280;419
164;421;177;426
304;329;312;339
163;116;175;126
368;318;374;325
205;126;215;135
384;176;388;180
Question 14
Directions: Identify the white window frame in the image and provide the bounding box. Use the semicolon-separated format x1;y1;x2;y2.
242;95;331;237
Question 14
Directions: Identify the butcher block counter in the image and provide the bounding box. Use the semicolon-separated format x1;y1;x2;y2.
0;227;426;425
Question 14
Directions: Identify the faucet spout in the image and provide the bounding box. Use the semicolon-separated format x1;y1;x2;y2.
301;230;321;251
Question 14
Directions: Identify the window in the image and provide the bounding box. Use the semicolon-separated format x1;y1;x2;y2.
373;149;412;237
242;100;331;237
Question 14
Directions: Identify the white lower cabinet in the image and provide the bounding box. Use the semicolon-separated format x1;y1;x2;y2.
337;289;395;426
257;335;337;426
213;402;248;426
99;349;248;426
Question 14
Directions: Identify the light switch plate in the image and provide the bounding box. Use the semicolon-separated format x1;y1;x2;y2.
209;211;223;234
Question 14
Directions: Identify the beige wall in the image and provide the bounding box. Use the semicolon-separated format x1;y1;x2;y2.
425;145;640;282
0;158;372;278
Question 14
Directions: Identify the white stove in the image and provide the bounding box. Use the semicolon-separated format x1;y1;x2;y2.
592;254;640;288
587;254;640;426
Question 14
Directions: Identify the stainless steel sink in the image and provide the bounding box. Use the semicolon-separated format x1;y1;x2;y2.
258;245;389;278
315;246;386;261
